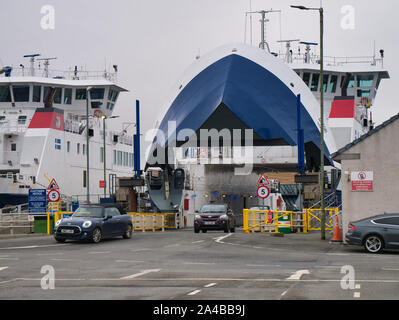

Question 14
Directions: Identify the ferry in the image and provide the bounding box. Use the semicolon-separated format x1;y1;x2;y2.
0;54;135;208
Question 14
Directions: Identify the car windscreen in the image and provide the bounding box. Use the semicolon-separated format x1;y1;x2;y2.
72;207;103;218
200;205;225;213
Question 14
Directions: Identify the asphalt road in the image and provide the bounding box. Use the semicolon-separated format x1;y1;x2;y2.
0;229;398;300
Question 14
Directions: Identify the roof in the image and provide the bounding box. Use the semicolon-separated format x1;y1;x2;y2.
331;112;399;159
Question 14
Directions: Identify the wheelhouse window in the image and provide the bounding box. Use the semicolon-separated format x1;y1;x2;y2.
90;88;105;100
33;86;41;102
302;73;311;87
75;88;87;100
64;88;72;104
329;75;338;93
322;74;329;92
310;73;319;91
12;85;30;102
91;101;103;109
53;88;62;104
347;75;355;88
106;102;114;110
357;89;370;98
0;85;11;102
357;74;374;87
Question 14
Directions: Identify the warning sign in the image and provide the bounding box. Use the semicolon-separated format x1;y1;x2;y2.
257;174;270;186
47;178;60;190
351;171;373;191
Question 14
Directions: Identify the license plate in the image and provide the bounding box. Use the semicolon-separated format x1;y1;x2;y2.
204;221;215;225
61;229;74;234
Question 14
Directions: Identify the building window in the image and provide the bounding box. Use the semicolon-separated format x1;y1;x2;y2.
113;150;116;165
76;88;87;100
0;85;11;102
329;75;338;93
67;141;70;153
117;151;122;166
100;147;104;163
55;138;61;150
310;73;319;91
83;170;87;188
12;85;30;102
83;144;86;155
77;143;80;154
33;86;41;102
64;88;72;104
11;143;16;151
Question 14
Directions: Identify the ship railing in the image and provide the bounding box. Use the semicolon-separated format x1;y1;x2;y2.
279;53;383;67
0;120;28;134
64;119;85;134
7;67;117;82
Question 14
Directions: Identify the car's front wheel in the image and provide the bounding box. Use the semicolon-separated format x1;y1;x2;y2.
91;228;102;243
364;234;384;253
123;224;133;239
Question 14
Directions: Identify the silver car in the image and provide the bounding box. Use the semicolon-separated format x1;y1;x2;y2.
345;213;399;253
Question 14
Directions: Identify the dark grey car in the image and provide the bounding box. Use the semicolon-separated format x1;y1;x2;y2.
345;214;399;253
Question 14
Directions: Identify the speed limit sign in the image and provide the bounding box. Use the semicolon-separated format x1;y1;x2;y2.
257;185;270;199
47;189;60;202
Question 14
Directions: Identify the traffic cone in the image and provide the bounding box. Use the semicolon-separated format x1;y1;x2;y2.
331;216;343;242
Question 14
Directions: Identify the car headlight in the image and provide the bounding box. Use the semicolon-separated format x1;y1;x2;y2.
195;214;201;220
55;219;62;227
220;214;228;220
82;221;92;228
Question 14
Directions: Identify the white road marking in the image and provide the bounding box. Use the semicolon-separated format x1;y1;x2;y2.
204;282;217;288
116;260;145;263
120;268;161;280
50;258;77;262
281;290;288;297
0;258;19;261
130;248;151;252
354;292;360;298
246;264;281;267
183;262;215;265
214;233;233;243
382;268;399;271
191;240;205;244
286;270;310;280
187;289;201;296
0;244;67;250
0;267;9;272
163;244;180;248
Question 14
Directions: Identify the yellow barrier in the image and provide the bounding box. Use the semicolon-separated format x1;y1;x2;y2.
243;208;339;234
127;212;177;231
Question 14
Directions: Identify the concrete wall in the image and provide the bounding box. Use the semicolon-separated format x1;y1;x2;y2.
339;118;399;238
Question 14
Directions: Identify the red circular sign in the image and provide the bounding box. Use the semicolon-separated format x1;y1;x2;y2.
47;189;60;202
257;186;270;199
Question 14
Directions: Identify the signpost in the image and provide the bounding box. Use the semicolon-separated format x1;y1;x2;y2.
257;185;270;199
28;189;47;214
351;171;373;191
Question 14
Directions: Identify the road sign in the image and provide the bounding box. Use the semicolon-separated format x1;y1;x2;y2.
28;189;47;213
47;188;60;202
257;185;270;199
257;174;270;186
47;178;60;190
351;171;373;191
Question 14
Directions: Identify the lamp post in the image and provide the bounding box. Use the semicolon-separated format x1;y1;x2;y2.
86;87;93;204
291;4;326;239
101;115;119;199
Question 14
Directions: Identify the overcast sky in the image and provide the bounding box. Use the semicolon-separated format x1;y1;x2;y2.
1;0;398;157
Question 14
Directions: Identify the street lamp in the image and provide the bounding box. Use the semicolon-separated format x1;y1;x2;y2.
291;4;326;239
102;115;119;199
86;87;93;204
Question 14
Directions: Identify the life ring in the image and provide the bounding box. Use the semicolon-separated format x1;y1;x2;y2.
360;97;370;107
93;109;103;118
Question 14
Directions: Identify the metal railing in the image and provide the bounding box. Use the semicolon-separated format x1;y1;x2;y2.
127;212;177;232
0;213;33;234
243;208;340;234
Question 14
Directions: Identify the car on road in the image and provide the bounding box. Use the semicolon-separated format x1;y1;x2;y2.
345;213;399;253
194;204;235;233
54;204;133;243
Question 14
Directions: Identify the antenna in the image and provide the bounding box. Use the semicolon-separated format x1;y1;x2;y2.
245;9;281;52
299;42;318;63
23;53;40;76
37;57;57;78
277;39;300;63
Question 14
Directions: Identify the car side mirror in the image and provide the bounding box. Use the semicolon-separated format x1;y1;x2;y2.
104;214;112;220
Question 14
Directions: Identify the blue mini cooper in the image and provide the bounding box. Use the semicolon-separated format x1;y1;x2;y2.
54;204;133;243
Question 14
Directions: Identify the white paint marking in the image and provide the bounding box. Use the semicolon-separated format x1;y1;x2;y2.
0;267;9;272
286;269;310;280
204;282;217;288
281;290;288;297
163;244;180;248
0;244;67;250
183;262;215;265
382;268;399;271
246;264;281;267
354;292;360;298
192;240;205;244
120;268;161;280
116;260;144;263
355;284;361;289
90;251;110;254
214;233;233;243
187;289;201;296
50;259;77;262
0;258;19;261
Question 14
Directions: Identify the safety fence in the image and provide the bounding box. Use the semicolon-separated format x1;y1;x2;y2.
243;208;339;234
0;213;33;235
127;212;177;232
